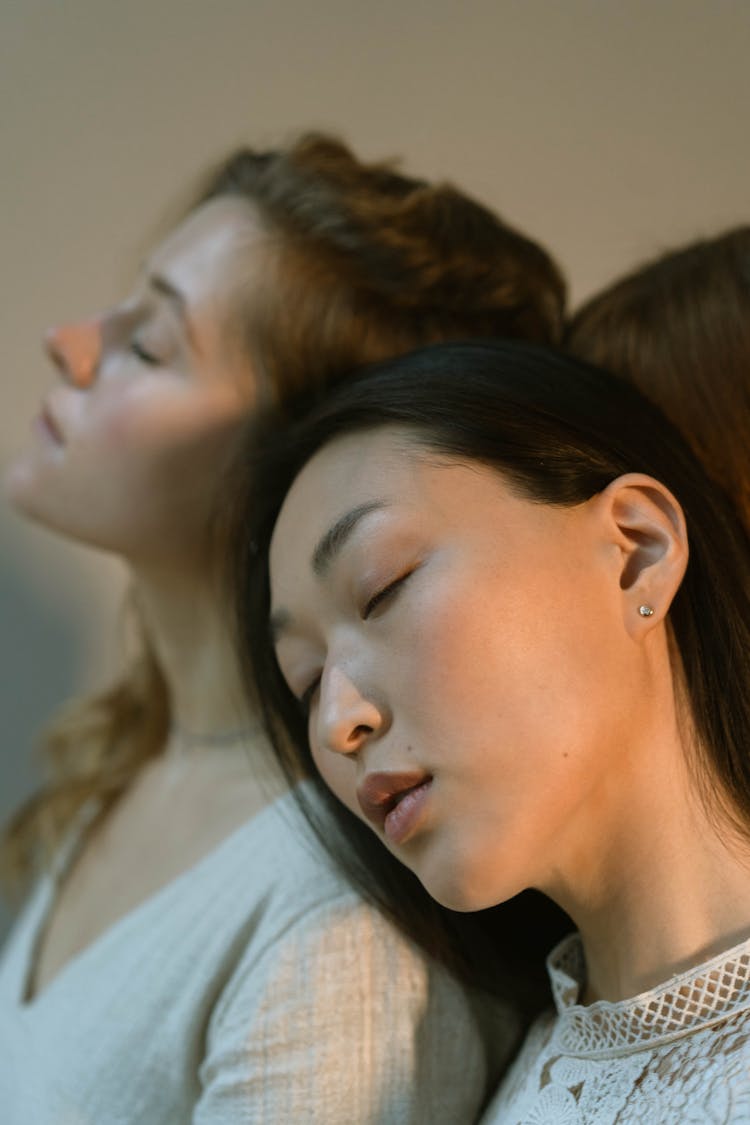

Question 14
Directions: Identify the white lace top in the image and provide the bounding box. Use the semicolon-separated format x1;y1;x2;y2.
483;931;750;1124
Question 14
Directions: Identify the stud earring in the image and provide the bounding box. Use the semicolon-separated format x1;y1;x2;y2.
638;604;655;617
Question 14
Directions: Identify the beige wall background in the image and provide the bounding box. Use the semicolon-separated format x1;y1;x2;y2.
1;0;748;931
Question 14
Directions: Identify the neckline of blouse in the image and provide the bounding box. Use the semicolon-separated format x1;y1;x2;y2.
547;931;750;1058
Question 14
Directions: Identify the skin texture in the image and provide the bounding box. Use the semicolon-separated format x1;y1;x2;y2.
5;196;267;569
270;426;750;1003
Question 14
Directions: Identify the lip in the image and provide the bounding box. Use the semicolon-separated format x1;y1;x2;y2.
356;770;433;845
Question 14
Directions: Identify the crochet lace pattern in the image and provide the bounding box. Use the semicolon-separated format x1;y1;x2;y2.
484;933;750;1124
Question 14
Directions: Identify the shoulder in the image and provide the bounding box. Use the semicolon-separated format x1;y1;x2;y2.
196;786;519;1121
210;798;472;1029
225;783;366;915
201;873;511;1123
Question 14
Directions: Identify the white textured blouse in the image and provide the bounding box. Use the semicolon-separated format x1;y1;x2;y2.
0;790;512;1124
483;931;750;1124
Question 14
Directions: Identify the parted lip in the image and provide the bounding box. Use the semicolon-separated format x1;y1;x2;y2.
356;770;432;831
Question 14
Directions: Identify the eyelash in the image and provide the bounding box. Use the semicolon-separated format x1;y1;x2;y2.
130;339;159;365
294;569;416;713
362;569;414;620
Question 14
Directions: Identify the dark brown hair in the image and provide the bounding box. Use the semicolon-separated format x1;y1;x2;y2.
566;226;750;526
234;339;750;1020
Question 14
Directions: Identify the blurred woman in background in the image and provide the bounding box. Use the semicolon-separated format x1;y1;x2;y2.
0;134;566;1123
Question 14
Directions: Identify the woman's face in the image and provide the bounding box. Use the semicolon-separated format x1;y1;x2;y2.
270;427;653;912
5;196;267;567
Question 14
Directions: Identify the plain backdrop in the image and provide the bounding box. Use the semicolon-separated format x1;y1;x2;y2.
1;0;749;938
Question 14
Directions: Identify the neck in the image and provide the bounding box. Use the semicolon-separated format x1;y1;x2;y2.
543;707;750;1004
570;815;750;1005
130;561;253;738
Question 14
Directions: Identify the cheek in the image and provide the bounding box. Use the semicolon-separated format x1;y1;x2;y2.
400;571;611;760
9;390;246;554
389;578;518;718
82;385;247;509
93;381;237;452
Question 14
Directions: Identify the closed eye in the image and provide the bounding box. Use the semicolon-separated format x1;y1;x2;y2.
363;569;415;620
130;339;160;365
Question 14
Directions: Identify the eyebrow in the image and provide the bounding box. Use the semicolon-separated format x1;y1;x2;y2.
148;273;201;355
311;500;387;577
269;500;387;643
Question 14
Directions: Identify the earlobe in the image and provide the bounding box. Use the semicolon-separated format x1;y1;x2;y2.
598;473;689;634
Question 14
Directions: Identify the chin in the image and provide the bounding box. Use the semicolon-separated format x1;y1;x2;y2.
430;886;505;914
4;459;34;510
4;483;50;529
418;857;509;914
4;492;115;555
4;463;65;532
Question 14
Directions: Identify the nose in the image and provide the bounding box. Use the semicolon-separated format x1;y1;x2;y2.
44;319;102;388
317;665;386;757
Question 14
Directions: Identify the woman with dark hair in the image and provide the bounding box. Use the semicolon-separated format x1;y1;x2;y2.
0;136;565;1122
566;226;750;528
239;340;750;1123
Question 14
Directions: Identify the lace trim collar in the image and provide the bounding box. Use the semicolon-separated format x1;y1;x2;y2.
547;931;750;1057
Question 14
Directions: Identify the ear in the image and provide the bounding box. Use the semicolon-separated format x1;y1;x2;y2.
595;473;689;637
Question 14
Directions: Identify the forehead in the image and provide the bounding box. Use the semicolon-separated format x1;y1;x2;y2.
270;428;420;560
149;196;268;312
269;426;522;585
